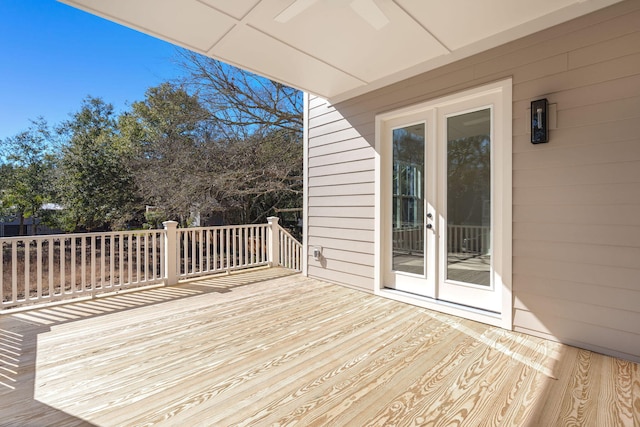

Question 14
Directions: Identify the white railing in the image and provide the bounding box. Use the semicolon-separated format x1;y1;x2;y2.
1;230;164;310
392;224;490;256
1;218;302;310
447;225;490;255
392;226;424;254
278;225;302;272
176;224;270;279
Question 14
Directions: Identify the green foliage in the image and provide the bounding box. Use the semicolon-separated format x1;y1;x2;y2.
143;207;167;229
0;118;56;235
119;81;303;226
56;97;140;231
121;83;212;225
3;61;303;234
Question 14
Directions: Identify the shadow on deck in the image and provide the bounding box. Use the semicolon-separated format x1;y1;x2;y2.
0;267;638;426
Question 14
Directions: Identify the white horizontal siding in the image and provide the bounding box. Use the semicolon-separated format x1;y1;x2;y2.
308;170;374;186
305;0;640;361
514;204;640;226
309;137;372;157
306;97;376;288
308;147;374;168
308;183;373;197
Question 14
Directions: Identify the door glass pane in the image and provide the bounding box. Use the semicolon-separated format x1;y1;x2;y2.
392;124;425;275
446;109;491;286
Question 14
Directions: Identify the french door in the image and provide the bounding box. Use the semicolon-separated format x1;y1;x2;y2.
381;83;509;314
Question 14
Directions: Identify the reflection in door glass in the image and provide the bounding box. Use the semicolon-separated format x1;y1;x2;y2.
446;109;491;286
392;124;425;275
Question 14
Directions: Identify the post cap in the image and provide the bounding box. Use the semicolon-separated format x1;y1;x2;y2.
267;216;280;224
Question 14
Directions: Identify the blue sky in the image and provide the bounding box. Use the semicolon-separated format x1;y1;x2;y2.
0;0;185;141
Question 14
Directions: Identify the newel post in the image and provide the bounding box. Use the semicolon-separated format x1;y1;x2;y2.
267;216;280;267
163;220;179;286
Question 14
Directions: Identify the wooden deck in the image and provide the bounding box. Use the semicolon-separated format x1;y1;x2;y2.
1;267;638;426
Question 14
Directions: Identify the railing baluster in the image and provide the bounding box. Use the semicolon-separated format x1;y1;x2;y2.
248;226;252;266
189;230;195;274
227;227;232;270
23;239;30;300
70;237;75;293
263;226;267;263
256;226;261;264
249;226;253;265
242;226;247;267
158;231;162;280
143;233;148;282
119;233;124;287
231;228;237;268
136;234;141;284
109;235;115;289
150;232;155;281
0;242;4;304
100;235;106;289
239;227;243;267
206;229;211;273
35;239;41;300
89;236;94;291
60;238;66;294
80;236;85;292
48;238;54;297
12;241;17;302
198;230;203;272
289;239;293;270
182;230;187;276
126;234;131;285
259;225;264;264
212;229;217;272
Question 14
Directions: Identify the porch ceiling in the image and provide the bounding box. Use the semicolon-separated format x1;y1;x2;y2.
60;0;623;102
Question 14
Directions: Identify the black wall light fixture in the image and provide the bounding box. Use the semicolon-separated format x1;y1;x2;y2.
531;98;549;144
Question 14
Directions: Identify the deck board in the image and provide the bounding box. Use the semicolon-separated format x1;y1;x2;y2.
0;267;638;426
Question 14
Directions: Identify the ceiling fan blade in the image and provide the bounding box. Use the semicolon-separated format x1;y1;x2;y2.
274;0;319;23
350;0;389;30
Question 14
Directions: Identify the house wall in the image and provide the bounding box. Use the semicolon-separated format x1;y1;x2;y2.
305;0;640;362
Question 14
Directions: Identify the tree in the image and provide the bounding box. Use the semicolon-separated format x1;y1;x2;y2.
176;52;304;225
209;129;303;224
120;83;213;225
56;97;139;231
121;82;303;226
0;118;56;235
177;50;303;137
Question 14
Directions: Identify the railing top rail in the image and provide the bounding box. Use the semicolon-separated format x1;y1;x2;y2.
176;224;269;232
277;224;302;247
0;228;163;243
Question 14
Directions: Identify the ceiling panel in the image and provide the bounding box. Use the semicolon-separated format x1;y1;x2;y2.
213;25;366;96
246;0;449;83
63;0;236;52
60;0;626;101
396;0;580;50
197;0;261;20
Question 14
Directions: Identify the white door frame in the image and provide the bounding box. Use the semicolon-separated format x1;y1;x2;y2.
374;78;513;329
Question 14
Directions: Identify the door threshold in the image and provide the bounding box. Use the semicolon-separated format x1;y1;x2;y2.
377;287;509;329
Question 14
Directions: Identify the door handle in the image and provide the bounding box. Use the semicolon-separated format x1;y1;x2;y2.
426;224;433;229
426;213;433;219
